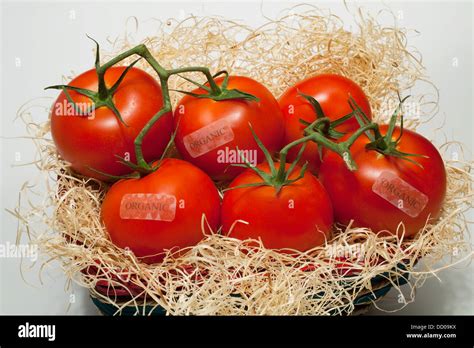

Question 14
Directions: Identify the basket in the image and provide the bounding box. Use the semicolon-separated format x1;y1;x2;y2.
88;262;412;316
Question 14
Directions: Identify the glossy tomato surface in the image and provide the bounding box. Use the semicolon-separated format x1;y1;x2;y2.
101;158;220;263
222;162;333;251
278;74;372;173
51;67;172;181
173;76;284;181
318;125;446;237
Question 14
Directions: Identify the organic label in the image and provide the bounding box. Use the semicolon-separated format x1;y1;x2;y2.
372;171;428;218
183;118;234;158
120;193;176;221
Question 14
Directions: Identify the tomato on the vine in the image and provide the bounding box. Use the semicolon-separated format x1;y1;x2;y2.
50;67;172;181
173;75;284;181
278;74;372;173
101;158;221;263
318;125;446;237
222;162;333;251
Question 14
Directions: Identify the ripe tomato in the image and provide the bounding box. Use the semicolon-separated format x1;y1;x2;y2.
51;67;172;181
222;162;333;251
173;76;284;181
278;74;372;173
101;158;220;263
318;125;446;237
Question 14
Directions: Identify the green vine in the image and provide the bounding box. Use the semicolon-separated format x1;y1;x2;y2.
46;37;257;177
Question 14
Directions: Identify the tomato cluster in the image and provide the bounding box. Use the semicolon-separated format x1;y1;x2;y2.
49;42;446;264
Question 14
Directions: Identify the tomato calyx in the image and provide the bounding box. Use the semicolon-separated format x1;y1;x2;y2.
45;36;141;127
287;93;426;171
297;92;365;164
172;71;260;102
349;95;427;167
298;92;353;141
276;92;378;171
223;124;308;194
282;113;378;171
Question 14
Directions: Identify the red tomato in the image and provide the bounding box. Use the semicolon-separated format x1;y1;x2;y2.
101;158;220;263
222;162;333;251
173;76;284;181
319;125;446;237
51;67;172;181
278;74;372;173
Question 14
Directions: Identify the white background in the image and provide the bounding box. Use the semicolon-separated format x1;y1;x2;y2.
0;0;473;315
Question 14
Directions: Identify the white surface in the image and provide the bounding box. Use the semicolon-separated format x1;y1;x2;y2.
0;0;473;315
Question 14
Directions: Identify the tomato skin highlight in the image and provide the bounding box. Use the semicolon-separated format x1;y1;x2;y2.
278;74;372;173
173;76;285;181
318;125;446;237
222;162;333;251
51;67;173;181
101;158;221;264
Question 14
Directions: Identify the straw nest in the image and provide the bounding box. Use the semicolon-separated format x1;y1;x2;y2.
14;5;473;315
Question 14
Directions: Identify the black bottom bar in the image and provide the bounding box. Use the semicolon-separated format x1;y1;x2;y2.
0;315;472;346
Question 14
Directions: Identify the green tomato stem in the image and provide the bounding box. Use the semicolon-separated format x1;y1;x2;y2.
134;105;171;170
278;121;378;175
168;66;222;95
85;43;227;174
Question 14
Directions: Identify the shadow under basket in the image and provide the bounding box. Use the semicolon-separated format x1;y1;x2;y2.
89;263;410;316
